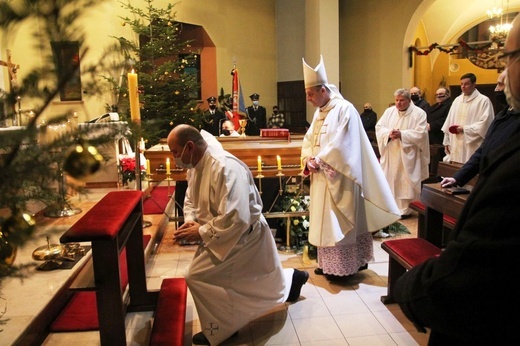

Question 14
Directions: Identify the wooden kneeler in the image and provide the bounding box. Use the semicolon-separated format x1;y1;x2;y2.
381;238;441;304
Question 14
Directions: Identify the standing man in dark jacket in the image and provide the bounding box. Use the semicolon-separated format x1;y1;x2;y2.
203;96;226;136
410;86;430;112
394;15;520;345
427;87;452;145
360;103;377;133
245;93;266;136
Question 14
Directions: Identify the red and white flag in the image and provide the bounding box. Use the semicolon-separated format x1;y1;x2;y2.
231;66;246;130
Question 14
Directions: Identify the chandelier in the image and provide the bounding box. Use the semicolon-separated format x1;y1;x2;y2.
488;0;511;41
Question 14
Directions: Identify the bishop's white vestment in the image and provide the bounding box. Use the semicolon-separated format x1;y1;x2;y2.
441;89;494;163
183;142;291;345
376;103;430;215
302;92;400;276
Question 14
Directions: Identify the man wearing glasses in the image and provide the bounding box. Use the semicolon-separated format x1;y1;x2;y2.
426;87;452;145
394;14;520;344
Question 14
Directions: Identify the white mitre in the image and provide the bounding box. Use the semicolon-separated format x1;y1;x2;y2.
302;55;344;100
302;55;328;88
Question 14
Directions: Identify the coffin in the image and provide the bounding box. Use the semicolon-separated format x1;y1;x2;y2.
144;135;304;181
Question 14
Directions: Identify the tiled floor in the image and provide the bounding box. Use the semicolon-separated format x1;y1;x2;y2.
43;213;429;346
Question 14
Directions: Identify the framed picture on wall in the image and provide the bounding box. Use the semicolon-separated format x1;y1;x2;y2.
51;41;82;101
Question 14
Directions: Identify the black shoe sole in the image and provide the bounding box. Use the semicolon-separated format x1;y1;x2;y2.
192;332;210;345
314;267;324;275
286;269;309;302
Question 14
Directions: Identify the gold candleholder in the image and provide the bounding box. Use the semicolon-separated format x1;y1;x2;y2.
276;170;284;195
256;172;264;194
165;173;174;197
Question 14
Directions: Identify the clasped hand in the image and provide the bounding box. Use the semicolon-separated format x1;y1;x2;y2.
389;129;401;140
174;220;202;243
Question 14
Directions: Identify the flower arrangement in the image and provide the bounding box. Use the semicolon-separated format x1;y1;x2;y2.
119;157;145;185
276;192;313;254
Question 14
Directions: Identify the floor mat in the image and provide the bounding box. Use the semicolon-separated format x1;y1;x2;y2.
143;186;174;215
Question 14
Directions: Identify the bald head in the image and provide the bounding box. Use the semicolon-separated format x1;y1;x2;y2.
504;14;520;110
167;124;207;167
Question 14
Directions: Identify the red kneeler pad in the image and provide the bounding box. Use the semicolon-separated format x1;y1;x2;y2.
50;235;151;332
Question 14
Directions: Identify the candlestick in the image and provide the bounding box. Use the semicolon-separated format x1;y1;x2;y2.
146;159;151;175
257;156;262;172
166;158;171;174
277;155;282;170
127;69;141;122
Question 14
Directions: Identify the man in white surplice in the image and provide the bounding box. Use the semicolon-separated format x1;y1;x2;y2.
376;88;430;216
441;72;494;164
301;55;400;278
167;125;308;346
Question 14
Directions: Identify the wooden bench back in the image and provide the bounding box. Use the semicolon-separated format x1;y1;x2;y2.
438;161;478;186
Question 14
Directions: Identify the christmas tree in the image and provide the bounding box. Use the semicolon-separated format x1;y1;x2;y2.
117;0;203;145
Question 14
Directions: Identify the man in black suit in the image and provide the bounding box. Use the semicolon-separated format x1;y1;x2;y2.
427;87;452;145
203;96;226;136
245;93;266;136
394;14;520;345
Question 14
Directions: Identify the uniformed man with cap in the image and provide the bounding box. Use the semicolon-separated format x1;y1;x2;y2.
245;93;266;136
204;96;226;136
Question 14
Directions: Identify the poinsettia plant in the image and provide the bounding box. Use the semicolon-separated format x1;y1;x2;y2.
120;157;145;184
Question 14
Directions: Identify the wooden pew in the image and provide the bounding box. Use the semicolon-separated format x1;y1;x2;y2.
437;161;479;186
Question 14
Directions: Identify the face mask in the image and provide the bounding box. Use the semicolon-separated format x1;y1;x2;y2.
253;101;259;106
494;90;508;107
209;105;216;110
221;129;231;136
505;73;520;111
411;94;420;102
174;143;193;169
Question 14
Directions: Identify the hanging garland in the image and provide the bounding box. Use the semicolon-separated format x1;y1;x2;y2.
408;39;504;68
408;40;497;56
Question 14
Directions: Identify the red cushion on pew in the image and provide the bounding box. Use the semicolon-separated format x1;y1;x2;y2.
410;200;457;227
149;278;188;346
382;238;441;268
409;200;425;212
443;214;456;226
61;191;143;242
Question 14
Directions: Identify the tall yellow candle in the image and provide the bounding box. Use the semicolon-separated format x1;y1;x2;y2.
140;137;145;151
146;159;151;175
300;156;303;170
257;156;262;172
127;70;141;122
166;158;171;174
277;155;282;170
